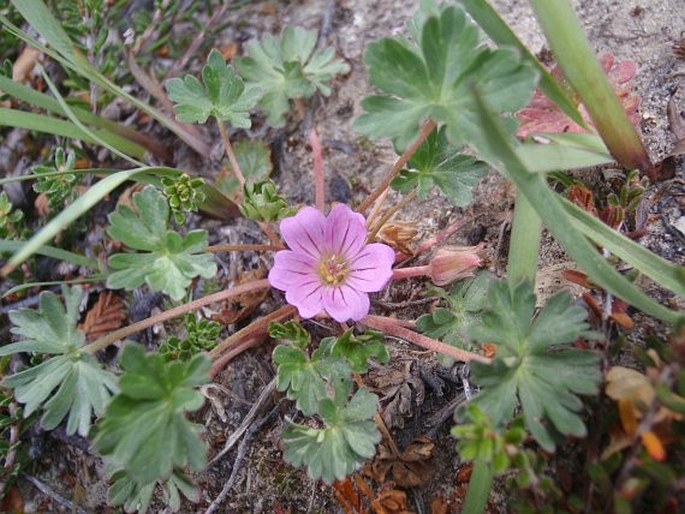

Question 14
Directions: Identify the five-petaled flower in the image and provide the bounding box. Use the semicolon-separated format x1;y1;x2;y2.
268;204;395;322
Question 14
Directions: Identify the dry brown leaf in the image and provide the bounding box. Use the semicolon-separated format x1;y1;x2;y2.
430;497;449;514
34;192;50;218
333;476;373;514
220;42;239;61
370;436;435;487
78;291;127;342
371;488;412;514
370;362;425;430
606;366;655;407
640;431;666;461
213;267;269;325
377;221;419;256
12;47;40;82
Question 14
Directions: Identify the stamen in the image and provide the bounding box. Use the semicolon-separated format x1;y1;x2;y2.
317;254;348;285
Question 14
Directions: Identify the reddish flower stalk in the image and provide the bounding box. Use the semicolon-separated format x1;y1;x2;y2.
84;279;271;353
209;304;296;359
411;218;472;258
362;315;490;364
356;118;436;214
217;120;246;189
205;243;282;253
309;127;325;213
210;336;263;377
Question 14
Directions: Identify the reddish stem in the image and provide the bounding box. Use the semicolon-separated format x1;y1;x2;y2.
209;304;296;359
310;127;325;212
84;279;271;353
205;244;281;253
209;336;263;377
395;217;472;263
362;314;491;364
356;119;436;214
391;265;430;281
217;120;246;190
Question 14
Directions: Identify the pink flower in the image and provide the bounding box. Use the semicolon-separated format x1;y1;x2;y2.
268;204;396;322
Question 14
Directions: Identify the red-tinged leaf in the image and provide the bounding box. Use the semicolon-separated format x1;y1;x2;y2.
517;54;640;138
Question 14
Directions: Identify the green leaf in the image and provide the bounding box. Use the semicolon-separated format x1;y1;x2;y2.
106;186;216;300
391;127;488;206
236;26;350;127
353;5;537;151
268;320;311;350
329;329;389;373
166;49;261;126
93;343;210;487
215;139;273;196
469;279;600;451
272;338;350;416
239;179;293;222
416;272;494;352
282;385;380;484
0;286;118;436
107;465;199;514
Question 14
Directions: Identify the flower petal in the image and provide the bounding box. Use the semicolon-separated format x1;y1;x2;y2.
325;203;367;257
268;250;318;290
279;206;326;259
322;285;370;322
285;278;324;319
346;243;395;292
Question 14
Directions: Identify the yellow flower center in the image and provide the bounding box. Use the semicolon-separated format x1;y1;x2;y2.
317;254;348;285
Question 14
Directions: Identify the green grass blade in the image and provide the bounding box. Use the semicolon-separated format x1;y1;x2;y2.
8;0;75;60
2;5;209;156
0;168;148;276
40;66;145;166
0;167;240;218
3;276;106;298
561;197;685;297
460;0;587;129
508;192;542;283
528;0;650;171
0;108;146;159
462;459;494;514
471;88;682;324
0;75;165;159
516;143;614;172
0;240;99;269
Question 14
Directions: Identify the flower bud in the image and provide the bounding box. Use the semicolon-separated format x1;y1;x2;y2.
428;243;485;286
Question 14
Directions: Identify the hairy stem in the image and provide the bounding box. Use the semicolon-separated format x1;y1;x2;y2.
217;119;246;189
205;243;281;253
258;222;285;248
309;127;325;212
209;304;296;359
367;189;417;240
356;119;436;214
362;315;490;364
391;265;430;281
84;279;271;353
